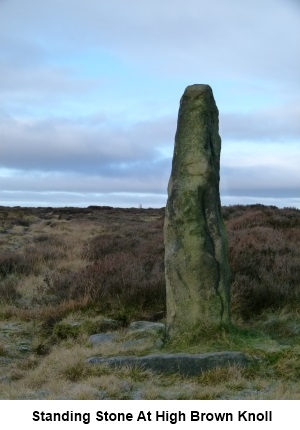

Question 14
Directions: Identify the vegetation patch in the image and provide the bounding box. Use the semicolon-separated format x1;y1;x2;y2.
0;204;299;399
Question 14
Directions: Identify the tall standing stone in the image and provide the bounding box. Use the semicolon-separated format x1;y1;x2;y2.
164;84;230;338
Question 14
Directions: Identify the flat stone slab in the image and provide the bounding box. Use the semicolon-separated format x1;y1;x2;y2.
87;351;249;376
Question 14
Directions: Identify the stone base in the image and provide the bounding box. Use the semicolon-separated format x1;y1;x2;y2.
87;351;250;376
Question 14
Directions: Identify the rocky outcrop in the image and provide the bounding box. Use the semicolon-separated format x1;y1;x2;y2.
87;351;249;376
164;84;231;338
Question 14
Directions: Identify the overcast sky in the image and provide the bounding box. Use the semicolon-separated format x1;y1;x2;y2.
1;0;299;208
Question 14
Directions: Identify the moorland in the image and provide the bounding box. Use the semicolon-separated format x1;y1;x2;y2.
0;204;299;399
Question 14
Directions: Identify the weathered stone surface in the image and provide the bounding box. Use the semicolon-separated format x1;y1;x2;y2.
164;84;231;337
87;351;249;376
127;321;166;337
88;332;117;346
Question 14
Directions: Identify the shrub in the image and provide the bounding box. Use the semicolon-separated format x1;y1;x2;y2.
83;234;138;261
2;204;299;325
0;252;29;277
82;250;165;312
227;207;300;319
38;217;166;320
0;275;21;304
0;242;62;278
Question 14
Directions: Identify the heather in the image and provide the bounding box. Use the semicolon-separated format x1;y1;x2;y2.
0;204;299;399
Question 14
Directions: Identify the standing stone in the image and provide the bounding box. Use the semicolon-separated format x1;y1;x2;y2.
164;84;230;338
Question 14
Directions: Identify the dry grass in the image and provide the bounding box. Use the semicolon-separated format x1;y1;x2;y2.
1;334;300;399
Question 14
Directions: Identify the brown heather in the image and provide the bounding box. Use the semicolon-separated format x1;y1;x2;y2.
0;204;300;399
223;204;300;318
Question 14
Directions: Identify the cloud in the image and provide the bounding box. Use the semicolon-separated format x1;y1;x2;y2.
221;164;300;198
0;167;168;194
0;65;95;104
0;115;173;174
0;0;299;208
2;0;300;86
1;105;299;203
1;0;299;114
220;103;300;141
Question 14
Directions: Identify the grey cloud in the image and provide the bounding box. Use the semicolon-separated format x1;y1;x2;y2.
0;0;299;208
220;104;300;140
0;64;99;105
0;33;105;108
0;115;173;174
1;159;298;207
1;0;299;124
221;165;300;198
0;163;168;195
1;0;299;86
